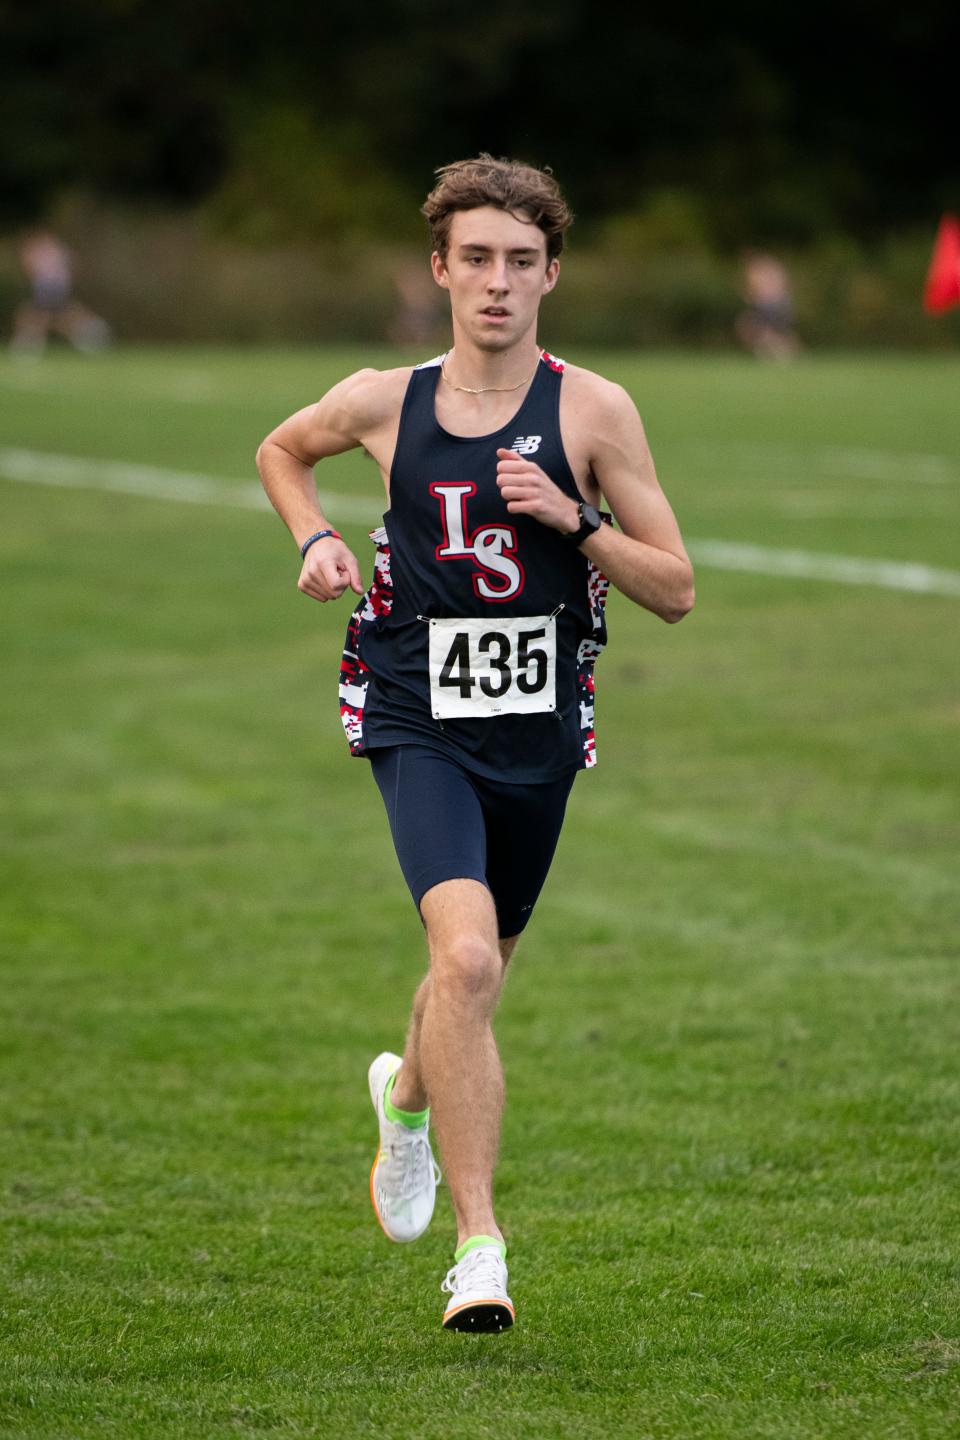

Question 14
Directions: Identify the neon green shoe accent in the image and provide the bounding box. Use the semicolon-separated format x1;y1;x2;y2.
455;1234;506;1263
384;1070;430;1130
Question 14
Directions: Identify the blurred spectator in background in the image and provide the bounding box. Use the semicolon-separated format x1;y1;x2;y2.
9;230;111;357
735;249;800;361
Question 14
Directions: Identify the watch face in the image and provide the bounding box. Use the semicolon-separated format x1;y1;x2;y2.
569;502;602;544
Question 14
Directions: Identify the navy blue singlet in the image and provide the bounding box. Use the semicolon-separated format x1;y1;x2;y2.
339;350;609;783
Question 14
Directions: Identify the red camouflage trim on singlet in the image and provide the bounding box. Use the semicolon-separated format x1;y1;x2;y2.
339;527;393;753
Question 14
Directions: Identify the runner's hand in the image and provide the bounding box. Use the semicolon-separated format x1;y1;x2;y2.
495;449;580;534
297;539;364;602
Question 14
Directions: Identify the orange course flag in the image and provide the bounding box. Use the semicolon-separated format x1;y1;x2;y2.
923;214;960;314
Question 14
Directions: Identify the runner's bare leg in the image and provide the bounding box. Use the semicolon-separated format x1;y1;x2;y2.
391;917;517;1115
392;879;513;1246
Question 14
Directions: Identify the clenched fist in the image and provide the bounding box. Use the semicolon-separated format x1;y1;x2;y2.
297;537;364;602
495;448;580;534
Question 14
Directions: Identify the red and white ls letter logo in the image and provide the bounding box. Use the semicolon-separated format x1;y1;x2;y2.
430;482;525;601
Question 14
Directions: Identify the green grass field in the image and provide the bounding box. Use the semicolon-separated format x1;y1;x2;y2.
2;347;958;1439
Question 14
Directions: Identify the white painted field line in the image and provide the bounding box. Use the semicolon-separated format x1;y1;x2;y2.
686;539;960;598
688;441;958;484
3;447;959;598
819;447;956;484
0;446;381;525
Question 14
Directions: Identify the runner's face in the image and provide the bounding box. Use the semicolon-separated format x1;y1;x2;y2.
432;206;559;352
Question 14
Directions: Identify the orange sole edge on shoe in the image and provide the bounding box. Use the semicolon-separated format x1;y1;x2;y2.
442;1299;516;1333
369;1149;400;1242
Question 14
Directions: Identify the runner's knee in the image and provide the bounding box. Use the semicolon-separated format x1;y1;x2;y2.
431;934;501;1003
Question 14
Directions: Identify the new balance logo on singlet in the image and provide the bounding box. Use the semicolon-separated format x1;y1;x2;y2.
509;435;542;455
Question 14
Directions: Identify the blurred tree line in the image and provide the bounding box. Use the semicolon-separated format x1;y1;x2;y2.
2;0;957;344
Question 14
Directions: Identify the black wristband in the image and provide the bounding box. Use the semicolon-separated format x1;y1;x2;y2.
300;529;341;558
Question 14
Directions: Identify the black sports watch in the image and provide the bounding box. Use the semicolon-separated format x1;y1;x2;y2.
565;501;602;547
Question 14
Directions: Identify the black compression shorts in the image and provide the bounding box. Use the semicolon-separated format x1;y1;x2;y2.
368;744;577;938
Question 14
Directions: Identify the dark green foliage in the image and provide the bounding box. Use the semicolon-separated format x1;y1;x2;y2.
2;2;956;242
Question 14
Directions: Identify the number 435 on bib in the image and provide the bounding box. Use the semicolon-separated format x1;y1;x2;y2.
427;615;558;720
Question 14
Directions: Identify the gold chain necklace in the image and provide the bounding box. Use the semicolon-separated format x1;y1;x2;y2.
440;350;541;394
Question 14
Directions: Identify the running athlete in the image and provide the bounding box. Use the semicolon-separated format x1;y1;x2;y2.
256;156;694;1333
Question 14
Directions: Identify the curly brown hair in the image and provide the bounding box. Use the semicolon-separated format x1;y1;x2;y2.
422;154;573;263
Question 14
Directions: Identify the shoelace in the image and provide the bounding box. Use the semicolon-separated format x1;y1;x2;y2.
441;1246;505;1297
382;1127;442;1200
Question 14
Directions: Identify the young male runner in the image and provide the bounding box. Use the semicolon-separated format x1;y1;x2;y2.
256;156;694;1333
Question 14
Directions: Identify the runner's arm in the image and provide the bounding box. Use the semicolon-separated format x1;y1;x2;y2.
577;384;694;623
495;381;694;623
255;370;382;602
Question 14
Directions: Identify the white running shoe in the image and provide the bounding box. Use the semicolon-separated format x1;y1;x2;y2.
441;1244;515;1332
368;1052;440;1243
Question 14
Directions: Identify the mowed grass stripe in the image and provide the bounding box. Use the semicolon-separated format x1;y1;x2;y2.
4;446;960;597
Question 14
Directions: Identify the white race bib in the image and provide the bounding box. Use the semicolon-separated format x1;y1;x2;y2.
427;615;557;720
